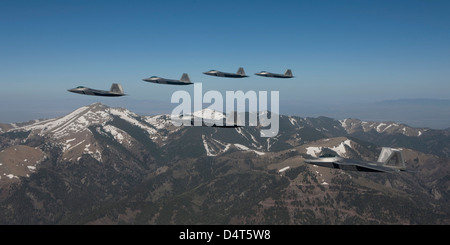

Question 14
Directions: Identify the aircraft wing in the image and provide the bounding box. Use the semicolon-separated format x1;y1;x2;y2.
337;159;399;173
305;158;399;173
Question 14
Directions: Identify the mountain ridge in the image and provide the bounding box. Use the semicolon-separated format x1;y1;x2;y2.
0;103;448;224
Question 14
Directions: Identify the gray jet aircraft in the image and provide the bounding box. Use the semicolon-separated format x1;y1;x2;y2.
142;73;192;85
203;67;248;78
255;69;293;78
68;83;125;97
304;147;407;173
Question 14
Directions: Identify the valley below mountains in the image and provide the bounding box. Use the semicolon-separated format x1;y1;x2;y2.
0;103;448;224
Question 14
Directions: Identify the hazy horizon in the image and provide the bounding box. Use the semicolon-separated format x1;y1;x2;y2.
1;97;449;130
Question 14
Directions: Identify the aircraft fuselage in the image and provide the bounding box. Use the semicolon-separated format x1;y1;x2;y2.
255;72;293;78
142;77;192;85
203;71;248;78
67;88;124;97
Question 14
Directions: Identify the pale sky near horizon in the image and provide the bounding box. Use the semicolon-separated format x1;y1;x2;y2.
1;0;450;127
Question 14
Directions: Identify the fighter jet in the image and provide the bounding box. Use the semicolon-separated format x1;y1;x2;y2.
67;83;125;97
172;109;243;128
255;69;293;78
304;147;407;173
203;67;248;78
142;73;192;85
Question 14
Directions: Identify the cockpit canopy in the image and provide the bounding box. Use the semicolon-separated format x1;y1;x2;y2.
76;86;85;88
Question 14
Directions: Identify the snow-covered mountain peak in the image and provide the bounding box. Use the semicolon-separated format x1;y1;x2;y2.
12;103;112;138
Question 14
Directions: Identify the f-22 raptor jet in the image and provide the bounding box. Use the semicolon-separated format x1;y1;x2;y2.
203;67;248;78
68;83;125;97
142;73;192;85
304;147;407;173
255;69;293;78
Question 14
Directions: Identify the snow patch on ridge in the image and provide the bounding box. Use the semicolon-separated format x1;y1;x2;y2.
306;139;352;157
110;108;157;135
234;144;265;156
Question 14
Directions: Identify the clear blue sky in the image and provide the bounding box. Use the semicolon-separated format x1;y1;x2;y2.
1;0;450;126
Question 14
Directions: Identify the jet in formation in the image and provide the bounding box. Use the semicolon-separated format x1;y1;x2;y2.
67;83;125;97
203;67;248;78
173;111;243;128
304;147;407;173
142;73;193;85
255;69;293;78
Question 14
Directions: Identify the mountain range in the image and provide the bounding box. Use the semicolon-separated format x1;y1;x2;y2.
0;103;448;224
